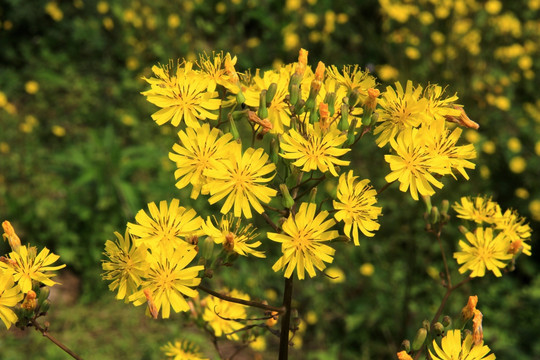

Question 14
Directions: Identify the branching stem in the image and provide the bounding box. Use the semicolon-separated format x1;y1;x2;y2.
31;319;83;360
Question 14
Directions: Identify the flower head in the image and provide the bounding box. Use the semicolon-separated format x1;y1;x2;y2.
142;61;221;128
333;171;382;245
0;273;23;329
202;290;249;340
162;339;208;360
453;196;501;224
429;329;495;360
384;127;444;200
127;199;202;249
202;215;264;258
454;227;513;277
375;80;428;147
494;209;532;256
169;124;235;199
269;202;338;280
102;230;148;300
204;144;277;219
326;64;376;96
5;245;65;293
280;125;350;177
129;245;203;319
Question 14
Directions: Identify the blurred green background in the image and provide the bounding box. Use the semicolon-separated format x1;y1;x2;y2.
1;0;539;359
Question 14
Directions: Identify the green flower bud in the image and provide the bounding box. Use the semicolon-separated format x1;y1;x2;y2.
369;112;379;126
422;320;430;331
309;108;319;124
37;286;50;306
347;118;358;145
270;138;279;164
412;328;427;351
442;315;452;328
422;195;432;215
294;99;305;115
430;206;440;224
338;103;349;131
229;115;240;140
432;322;444;335
441;199;450;215
236;89;245;105
266;83;277;105
325;92;336;116
289;83;300;106
401;339;411;352
280;184;295;209
348;88;361;108
289;73;302;90
201;237;215;260
308;187;317;203
258;90;269;119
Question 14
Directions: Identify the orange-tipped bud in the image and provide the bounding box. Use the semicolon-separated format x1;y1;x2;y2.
472;309;483;345
22;290;37;310
248;110;273;134
295;48;308;76
445;105;479;129
508;239;523;255
319;103;330;131
314;61;325;81
144;289;159;319
2;220;21;251
397;350;413;360
461;295;478;321
365;88;380;112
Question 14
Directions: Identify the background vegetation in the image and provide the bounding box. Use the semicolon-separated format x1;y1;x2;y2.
0;0;539;358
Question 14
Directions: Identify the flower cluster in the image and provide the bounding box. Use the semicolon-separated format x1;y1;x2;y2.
0;221;65;329
452;196;532;277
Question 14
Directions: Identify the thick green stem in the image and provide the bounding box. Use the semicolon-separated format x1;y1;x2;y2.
278;276;294;360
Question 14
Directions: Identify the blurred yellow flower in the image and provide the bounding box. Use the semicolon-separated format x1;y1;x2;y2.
161;339;208;360
203;290;249;340
0;142;9;154
0;92;7;107
325;267;345;283
518;55;532;70
377;64;399;82
529;199;540;221
25;81;39;94
303;13;318;28
45;2;63;21
485;0;502;14
246;37;260;48
405;47;421;60
482;141;496;154
250;336;267;351
359;262;375;276
509;156;526;173
102;17;114;30
515;188;529;199
336;13;348;24
464;129;479;144
494;96;510;111
52;125;66;137
507;137;522;152
306;310;318;324
480;165;490;179
284;31;300;51
168;14;181;28
419;11;434;25
215;2;226;13
97;1;109;14
535;141;540;156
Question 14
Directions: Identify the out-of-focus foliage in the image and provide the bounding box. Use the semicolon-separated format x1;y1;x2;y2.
0;0;538;359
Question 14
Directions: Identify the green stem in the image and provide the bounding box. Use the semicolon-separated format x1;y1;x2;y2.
198;285;285;314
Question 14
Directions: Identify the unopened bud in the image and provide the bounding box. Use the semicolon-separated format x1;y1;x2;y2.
280;184;295;209
270;138;279;164
22;290;37;311
432;322;444;335
309;108;319;124
348;88;361;108
266;83;277;105
440;199;449;216
401;339;411;352
442;315;451;327
422;320;430;331
2;220;21;251
338;103;349;131
236;90;245;105
289;83;300;106
325;92;336;115
308;187;317;203
201;237;215;260
412;328;427;351
422;195;432;215
228;115;240;140
458;225;469;235
430;206;440;224
37;287;50;305
347;118;358;145
258;90;269;119
39;299;51;314
369;111;379;126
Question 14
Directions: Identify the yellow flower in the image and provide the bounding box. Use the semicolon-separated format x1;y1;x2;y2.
507;137;522;152
454;227;512;277
127;199;202;249
196;52;237;93
203;290;249;340
102;230;148;300
429;330;495;360
129;245;202;319
325;267;345;283
244;66;292;134
161;339;208;360
375;81;428;147
269;202;338;280
204;144;277;219
509;156;526;173
376;64;399;82
0;274;23;329
452;196;500;224
280;125;350;177
202;214;264;258
142;62;221;128
333;171;382;245
494;209;532;256
5;245;65;293
326;64;376;99
359;263;375;276
384;127;444;201
169;124;234;199
167;14;181;28
25;81;39;94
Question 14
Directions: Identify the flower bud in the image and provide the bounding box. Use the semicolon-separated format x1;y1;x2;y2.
294;99;305;115
39;299;51;314
37;286;50;306
422;320;430;331
430;206;440;224
309;108;319;124
368;111;379;127
308;187;317;203
228;115;240;140
22;290;37;311
280;184;295;209
432;322;444;335
236;89;245;105
401;339;411;352
461;295;478;322
201;237;215;260
2;220;21;251
266;83;278;105
346;118;358;145
338;103;349;131
270;138;279;164
325;92;336;115
442;315;451;328
258;90;269;119
289;83;300;106
412;328;427;351
348;88;361;108
422;195;432;215
458;225;469;235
